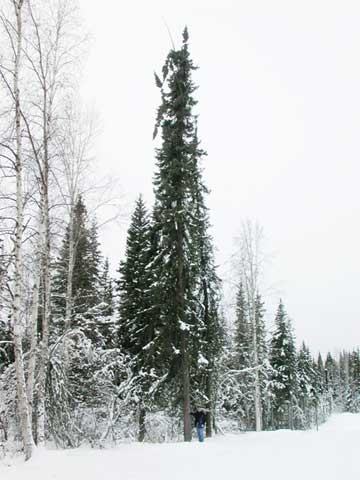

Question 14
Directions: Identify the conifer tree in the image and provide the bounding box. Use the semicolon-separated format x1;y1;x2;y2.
188;129;224;437
347;350;360;412
233;220;265;431
269;300;297;429
231;282;252;427
151;27;221;440
99;258;114;317
316;353;326;394
52;196;102;342
117;195;162;440
97;258;116;347
324;352;340;410
297;342;316;428
0;318;13;373
338;351;349;409
234;283;250;368
253;294;271;429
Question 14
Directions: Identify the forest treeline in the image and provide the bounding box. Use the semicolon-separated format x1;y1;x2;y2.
0;1;359;460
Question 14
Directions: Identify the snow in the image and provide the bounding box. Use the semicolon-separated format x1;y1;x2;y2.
179;320;191;331
1;413;359;479
198;353;209;365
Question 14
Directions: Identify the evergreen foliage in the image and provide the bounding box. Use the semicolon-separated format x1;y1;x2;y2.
269;300;298;429
2;22;360;454
346;350;360;412
296;342;317;428
0;318;13;373
52;196;106;343
229;282;252;427
151;27;222;439
234;283;250;368
117;195;164;440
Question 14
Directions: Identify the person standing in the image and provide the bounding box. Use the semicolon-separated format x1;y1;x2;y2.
191;408;206;442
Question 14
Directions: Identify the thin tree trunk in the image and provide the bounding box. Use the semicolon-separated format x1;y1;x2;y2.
240;221;264;432
65;205;75;332
253;305;262;431
205;372;212;438
254;368;262;431
36;29;53;441
203;279;212;438
138;406;146;442
63;203;75;371
26;274;40;429
26;217;43;429
37;188;51;446
177;220;191;442
12;0;34;460
182;334;191;441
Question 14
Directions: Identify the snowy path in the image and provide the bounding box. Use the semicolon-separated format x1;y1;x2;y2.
1;413;359;480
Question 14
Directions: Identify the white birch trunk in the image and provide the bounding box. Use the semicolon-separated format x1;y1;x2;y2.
37;166;51;447
26;281;39;424
36;65;52;446
65;207;75;332
238;220;264;432
12;0;34;460
62;202;75;371
26;256;41;429
24;1;84;442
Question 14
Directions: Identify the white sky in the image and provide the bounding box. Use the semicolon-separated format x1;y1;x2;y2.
78;0;360;356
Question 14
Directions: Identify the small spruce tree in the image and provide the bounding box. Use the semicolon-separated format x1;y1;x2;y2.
269;300;297;429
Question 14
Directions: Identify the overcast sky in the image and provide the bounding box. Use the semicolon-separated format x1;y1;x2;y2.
78;0;360;355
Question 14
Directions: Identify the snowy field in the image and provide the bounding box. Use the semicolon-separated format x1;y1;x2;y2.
1;413;359;480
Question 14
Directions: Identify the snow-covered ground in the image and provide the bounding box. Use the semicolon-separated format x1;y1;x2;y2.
1;413;359;480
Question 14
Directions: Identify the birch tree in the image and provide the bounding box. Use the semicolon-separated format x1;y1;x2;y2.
53;102;93;330
19;0;84;445
233;220;266;431
0;0;35;460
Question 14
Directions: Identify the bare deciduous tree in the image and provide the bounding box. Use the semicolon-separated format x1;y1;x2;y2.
0;0;36;460
233;219;265;432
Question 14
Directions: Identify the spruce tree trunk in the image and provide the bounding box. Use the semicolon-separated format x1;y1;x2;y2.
252;305;262;432
177;222;191;442
138;407;146;442
203;279;212;438
205;372;212;438
12;0;34;460
182;334;192;442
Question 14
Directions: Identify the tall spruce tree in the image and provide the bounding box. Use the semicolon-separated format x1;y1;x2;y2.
187;127;224;436
269;300;297;429
151;27;221;440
